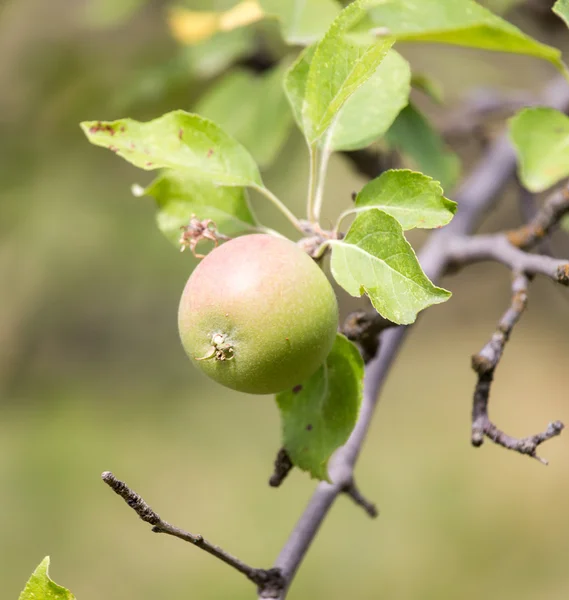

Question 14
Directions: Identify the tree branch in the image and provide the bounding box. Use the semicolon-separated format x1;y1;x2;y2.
447;233;569;283
260;76;569;600
507;181;569;249
470;273;564;463
101;471;286;594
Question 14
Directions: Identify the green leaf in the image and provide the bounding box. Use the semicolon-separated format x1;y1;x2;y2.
19;557;76;600
195;65;293;169
358;0;565;72
509;107;569;193
140;171;258;247
259;0;341;45
385;103;460;191
330;209;451;324
80;110;262;187
553;0;569;29
354;169;456;230
284;45;316;131
301;1;394;144
276;333;364;481
329;50;411;151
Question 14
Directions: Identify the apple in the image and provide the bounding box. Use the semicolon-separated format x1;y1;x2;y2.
178;234;338;394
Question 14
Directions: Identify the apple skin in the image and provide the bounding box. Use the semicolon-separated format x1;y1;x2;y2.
178;234;338;394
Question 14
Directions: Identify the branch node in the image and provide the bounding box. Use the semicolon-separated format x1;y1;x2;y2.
254;568;287;598
342;480;379;518
471;354;493;376
341;310;394;363
557;263;569;285
269;448;294;488
471;430;485;447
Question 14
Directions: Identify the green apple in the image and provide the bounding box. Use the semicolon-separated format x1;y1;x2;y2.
178;234;338;394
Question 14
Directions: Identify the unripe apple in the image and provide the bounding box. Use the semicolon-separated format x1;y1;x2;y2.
178;234;338;394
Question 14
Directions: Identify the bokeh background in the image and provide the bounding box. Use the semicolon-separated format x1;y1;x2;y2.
2;1;569;598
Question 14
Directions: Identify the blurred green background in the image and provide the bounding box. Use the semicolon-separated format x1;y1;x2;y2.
2;1;569;598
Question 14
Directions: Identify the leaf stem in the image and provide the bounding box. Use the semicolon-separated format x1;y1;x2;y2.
312;128;335;223
306;144;319;222
252;184;304;233
312;240;333;260
334;208;359;236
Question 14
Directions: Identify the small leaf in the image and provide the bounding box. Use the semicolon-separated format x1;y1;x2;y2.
358;0;565;72
276;334;364;481
509;107;569;193
354;169;457;230
259;0;341;45
553;0;569;29
19;557;76;600
196;65;293;169
331;209;451;324
80;110;262;187
385;103;460;192
141;171;258;247
301;1;394;144
329;49;411;151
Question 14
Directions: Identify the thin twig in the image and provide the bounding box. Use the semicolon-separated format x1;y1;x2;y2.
342;480;378;518
446;234;569;283
470;274;564;463
101;472;285;594
260;76;569;600
507;181;569;249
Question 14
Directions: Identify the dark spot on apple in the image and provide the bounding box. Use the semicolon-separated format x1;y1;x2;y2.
306;424;313;431
207;148;214;158
293;384;303;393
146;161;153;167
179;128;184;140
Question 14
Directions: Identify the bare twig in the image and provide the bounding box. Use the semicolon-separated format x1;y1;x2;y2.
446;234;569;283
260;76;569;600
469;273;564;462
101;471;286;594
342;480;378;518
507;182;569;249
